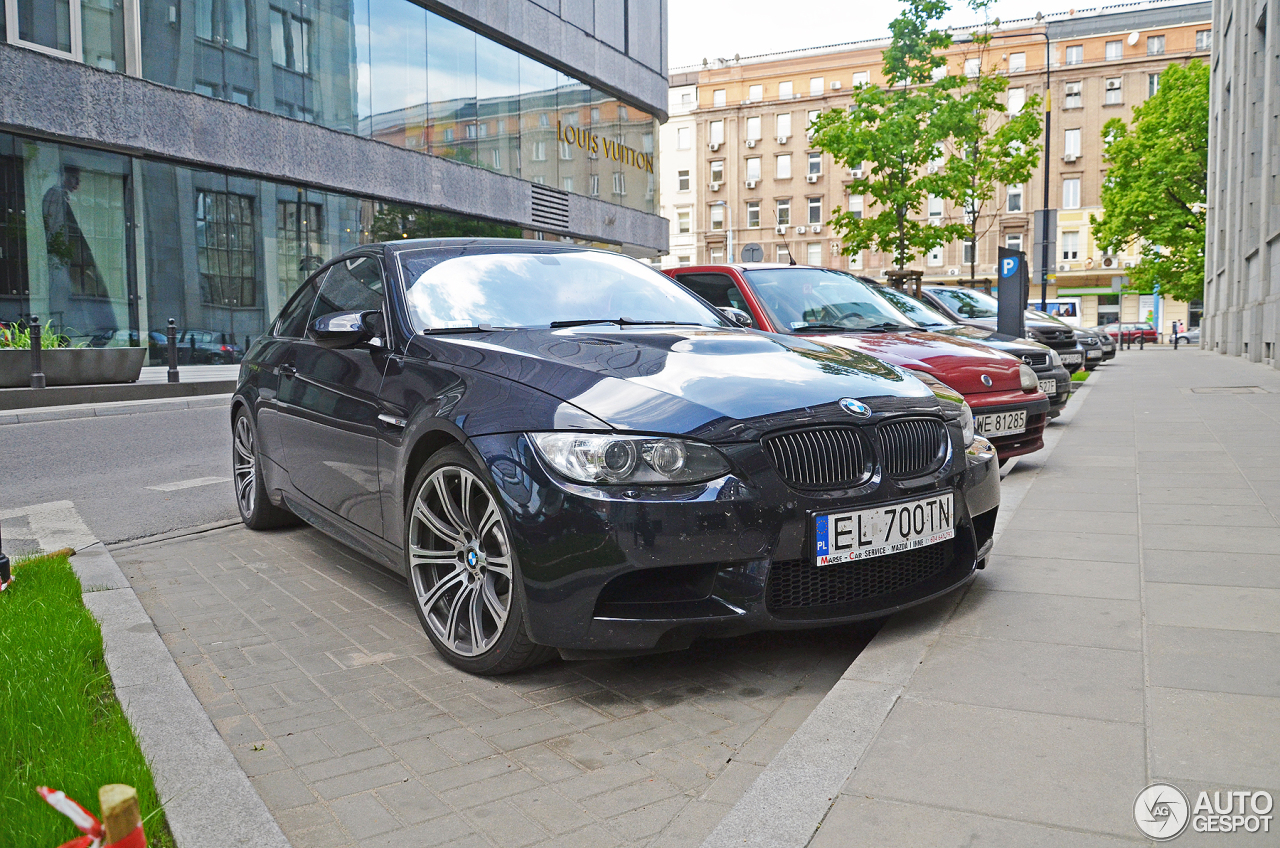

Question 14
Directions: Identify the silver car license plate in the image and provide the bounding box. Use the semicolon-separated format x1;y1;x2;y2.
814;492;955;566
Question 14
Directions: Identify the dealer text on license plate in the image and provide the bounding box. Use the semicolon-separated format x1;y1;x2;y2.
975;409;1027;437
815;492;955;566
1037;378;1057;395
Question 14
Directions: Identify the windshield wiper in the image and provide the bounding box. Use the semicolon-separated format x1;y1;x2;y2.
789;323;854;333
548;318;705;329
422;324;501;334
862;322;915;331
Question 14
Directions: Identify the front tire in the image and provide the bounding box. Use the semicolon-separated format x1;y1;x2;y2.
232;407;297;530
406;447;554;675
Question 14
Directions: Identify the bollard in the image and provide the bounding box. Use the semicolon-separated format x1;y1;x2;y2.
166;318;179;383
29;315;46;389
0;518;11;591
1138;330;1144;350
100;784;146;847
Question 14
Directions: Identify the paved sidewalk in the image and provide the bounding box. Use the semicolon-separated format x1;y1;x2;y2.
782;348;1280;847
111;525;874;848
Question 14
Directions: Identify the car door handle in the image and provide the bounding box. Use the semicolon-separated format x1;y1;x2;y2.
378;413;407;428
278;364;297;377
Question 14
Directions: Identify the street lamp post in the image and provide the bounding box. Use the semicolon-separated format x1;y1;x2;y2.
711;200;733;263
979;20;1052;310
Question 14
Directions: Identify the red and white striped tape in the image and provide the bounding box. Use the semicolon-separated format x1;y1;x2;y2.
38;786;147;848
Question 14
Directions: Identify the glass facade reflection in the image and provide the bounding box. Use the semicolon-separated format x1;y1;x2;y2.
136;0;657;214
0;132;523;364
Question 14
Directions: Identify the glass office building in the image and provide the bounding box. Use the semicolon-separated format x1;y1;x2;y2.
0;0;669;363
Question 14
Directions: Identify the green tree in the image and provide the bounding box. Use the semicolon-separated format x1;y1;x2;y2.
945;27;1043;280
1092;60;1208;302
810;0;971;270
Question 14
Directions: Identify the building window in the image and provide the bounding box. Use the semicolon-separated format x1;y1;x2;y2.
1007;184;1023;213
613;172;626;195
1065;45;1083;65
196;191;257;307
590;107;600;122
1106;40;1123;60
746;157;761;182
559;139;573;160
276;199;322;295
776;113;792;138
849;195;863;220
777;245;790;263
964;57;981;77
1009;52;1026;72
1006;233;1023;253
677;127;691;149
562;176;573;192
270;8;310;74
491;149;501;170
849;250;863;270
1195;29;1211;51
1062;231;1079;260
709;247;724;263
778;81;793;99
532;140;546;161
710;204;724;230
807;151;822;175
807;242;822;265
618;105;628;121
713;89;726;107
196;0;250;51
1062;178;1081;209
776;199;791;225
680;92;693;107
928;195;943;220
962;241;975;264
776;154;792;179
852;71;870;86
807;110;820;138
810;77;824;96
710;160;724;184
1064;82;1082;108
1007;87;1026;114
749;84;763;102
589;174;600;196
1148;73;1161;96
709;120;724;145
677;208;691;234
1105;77;1122;105
1147;35;1165;56
1064;128;1081;157
928;246;943;266
678;170;690;192
678;255;690;266
747;201;760;228
746;116;761;140
808;196;822;224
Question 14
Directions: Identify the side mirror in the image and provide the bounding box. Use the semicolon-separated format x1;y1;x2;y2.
720;306;755;328
311;310;380;349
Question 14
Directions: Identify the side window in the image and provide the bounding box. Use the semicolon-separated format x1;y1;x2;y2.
308;256;386;339
274;272;324;338
674;273;750;312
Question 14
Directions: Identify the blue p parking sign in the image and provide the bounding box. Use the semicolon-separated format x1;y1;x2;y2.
1001;255;1020;279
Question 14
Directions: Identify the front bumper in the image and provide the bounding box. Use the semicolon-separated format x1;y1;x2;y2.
471;431;999;653
967;390;1050;459
1032;364;1072;416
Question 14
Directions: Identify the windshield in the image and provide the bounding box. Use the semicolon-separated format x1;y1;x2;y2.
926;287;1000;319
741;267;916;331
1027;308;1069;326
875;286;956;329
397;248;726;331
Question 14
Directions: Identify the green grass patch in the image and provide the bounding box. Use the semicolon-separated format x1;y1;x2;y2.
1071;369;1091;382
0;553;174;847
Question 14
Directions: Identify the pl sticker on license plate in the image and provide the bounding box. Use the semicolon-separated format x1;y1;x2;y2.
815;492;955;566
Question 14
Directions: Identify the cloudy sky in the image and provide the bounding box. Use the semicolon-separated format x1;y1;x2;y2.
668;0;1111;69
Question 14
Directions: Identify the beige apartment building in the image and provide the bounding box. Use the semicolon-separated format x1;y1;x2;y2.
672;0;1211;330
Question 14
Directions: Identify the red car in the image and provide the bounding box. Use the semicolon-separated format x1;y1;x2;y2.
1099;322;1157;343
665;264;1050;459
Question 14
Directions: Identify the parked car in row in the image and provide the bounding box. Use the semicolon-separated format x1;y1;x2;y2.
232;240;1001;674
1175;326;1201;345
916;287;1087;373
1099;322;1158;344
869;285;1072;418
665;264;1050;459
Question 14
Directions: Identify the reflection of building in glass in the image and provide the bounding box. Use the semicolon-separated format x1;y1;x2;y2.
1;0;666;363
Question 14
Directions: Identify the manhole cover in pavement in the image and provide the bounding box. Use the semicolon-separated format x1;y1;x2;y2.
1186;386;1268;394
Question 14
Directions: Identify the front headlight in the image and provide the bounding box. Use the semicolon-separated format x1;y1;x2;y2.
959;401;975;446
529;433;731;484
903;368;964;405
1047;348;1062;367
1019;364;1038;391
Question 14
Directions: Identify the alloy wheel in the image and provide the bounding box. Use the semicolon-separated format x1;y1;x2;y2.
233;414;256;515
408;466;513;657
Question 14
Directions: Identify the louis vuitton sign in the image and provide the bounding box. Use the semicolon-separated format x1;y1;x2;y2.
556;122;654;174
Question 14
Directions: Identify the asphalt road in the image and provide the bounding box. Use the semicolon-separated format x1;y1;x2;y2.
1;404;238;545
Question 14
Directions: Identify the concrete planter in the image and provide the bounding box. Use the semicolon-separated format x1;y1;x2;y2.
0;347;146;388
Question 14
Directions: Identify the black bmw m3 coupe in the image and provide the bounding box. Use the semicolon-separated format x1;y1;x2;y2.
231;239;1000;674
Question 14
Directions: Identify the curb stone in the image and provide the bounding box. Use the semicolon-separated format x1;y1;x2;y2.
0;394;232;426
699;380;1097;848
16;502;293;848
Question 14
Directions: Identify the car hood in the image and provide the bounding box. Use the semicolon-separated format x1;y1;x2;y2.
926;324;1051;355
788;329;1027;395
408;326;940;440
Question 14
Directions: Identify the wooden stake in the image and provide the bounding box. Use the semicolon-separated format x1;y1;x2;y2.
99;784;143;845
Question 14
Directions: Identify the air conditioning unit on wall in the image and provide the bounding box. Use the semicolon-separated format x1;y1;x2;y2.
710;182;722;191
811;225;822;233
806;174;819;183
709;142;720;151
745;180;757;189
745;139;756;148
777;136;789;144
776;225;788;234
796;226;807;234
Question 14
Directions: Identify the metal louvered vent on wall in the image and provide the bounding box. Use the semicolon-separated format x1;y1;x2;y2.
763;427;870;489
879;418;948;478
531;184;570;230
